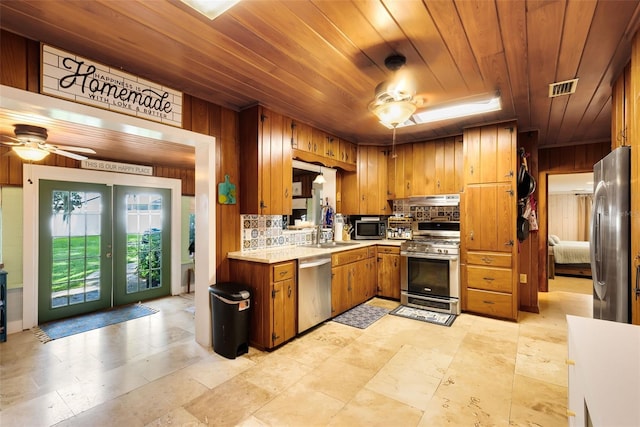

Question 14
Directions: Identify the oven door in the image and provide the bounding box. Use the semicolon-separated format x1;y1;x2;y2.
400;252;460;314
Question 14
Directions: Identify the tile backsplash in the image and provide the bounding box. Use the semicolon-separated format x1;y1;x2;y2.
241;214;314;251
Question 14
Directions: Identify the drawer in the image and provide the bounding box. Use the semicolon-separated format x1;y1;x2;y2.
377;246;400;255
272;262;295;281
466;289;514;319
332;248;369;266
466;266;513;293
467;251;512;268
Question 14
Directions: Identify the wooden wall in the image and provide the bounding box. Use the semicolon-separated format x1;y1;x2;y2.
0;30;240;282
517;131;539;313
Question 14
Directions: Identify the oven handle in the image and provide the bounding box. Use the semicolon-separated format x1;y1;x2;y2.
401;252;458;261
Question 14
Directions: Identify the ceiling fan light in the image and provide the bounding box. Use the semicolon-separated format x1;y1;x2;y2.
412;96;501;124
180;0;240;20
371;100;417;127
13;146;50;161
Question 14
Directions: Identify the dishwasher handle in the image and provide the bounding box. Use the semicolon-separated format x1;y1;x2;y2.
299;257;332;269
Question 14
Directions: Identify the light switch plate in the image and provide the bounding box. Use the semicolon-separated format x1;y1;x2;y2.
519;273;527;283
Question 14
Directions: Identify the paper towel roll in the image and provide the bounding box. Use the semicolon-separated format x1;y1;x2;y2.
334;223;343;241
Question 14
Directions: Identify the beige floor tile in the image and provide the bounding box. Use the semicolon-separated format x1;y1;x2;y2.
515;337;568;387
183;376;274;426
365;344;449;410
180;353;256;389
54;396;145;427
273;331;345;369
297;358;377;403
0;390;75;426
417;394;509;426
253;382;345;426
328;388;423;427
145;407;207;427
239;352;314;395
330;340;397;372
509;374;568;426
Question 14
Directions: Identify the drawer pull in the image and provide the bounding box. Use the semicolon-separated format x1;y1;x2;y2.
483;300;495;304
483;277;495;281
481;256;493;264
279;271;288;277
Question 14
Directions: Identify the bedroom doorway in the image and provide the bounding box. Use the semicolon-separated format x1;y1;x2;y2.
547;172;593;295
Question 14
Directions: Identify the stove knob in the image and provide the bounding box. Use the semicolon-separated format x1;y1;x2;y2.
437;248;442;253
444;249;449;254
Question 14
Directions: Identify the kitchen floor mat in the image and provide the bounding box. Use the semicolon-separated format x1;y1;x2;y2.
33;303;158;343
389;305;456;327
332;304;390;329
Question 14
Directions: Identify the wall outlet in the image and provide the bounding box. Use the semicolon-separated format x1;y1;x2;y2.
519;273;527;283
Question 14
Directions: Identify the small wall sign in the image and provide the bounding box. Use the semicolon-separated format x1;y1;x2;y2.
41;44;182;127
81;159;153;176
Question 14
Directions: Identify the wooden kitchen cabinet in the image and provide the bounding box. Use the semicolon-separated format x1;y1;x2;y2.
239;105;292;214
340;145;388;215
228;259;297;350
339;139;357;167
389;137;463;198
376;245;401;299
331;247;376;316
462;122;518;321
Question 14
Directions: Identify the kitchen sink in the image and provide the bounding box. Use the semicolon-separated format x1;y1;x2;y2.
314;241;360;248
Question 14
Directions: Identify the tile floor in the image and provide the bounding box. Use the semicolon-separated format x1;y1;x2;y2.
0;277;592;426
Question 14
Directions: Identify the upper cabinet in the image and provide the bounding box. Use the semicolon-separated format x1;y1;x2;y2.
289;118;357;172
341;145;389;215
387;136;463;198
239;105;292;214
464;125;515;184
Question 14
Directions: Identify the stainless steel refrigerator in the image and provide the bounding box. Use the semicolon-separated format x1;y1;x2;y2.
591;146;631;322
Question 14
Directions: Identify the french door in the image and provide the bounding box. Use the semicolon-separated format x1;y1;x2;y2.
38;181;171;323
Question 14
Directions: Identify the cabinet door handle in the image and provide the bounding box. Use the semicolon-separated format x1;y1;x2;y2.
288;285;292;298
470;231;474;240
284;188;289;198
505;240;514;246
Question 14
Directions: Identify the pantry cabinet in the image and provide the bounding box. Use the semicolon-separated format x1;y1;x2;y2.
239;105;292;214
376;246;401;299
462;122;518;321
331;247;376;316
228;259;297;350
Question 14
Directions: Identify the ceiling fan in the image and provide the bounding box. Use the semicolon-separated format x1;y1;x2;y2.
368;53;423;128
0;124;96;161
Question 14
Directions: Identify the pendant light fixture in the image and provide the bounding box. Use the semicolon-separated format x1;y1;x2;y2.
313;167;326;184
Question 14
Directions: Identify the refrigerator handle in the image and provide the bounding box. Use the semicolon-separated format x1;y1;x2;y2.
591;181;606;288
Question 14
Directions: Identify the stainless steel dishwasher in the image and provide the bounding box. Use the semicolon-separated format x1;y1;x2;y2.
298;254;332;333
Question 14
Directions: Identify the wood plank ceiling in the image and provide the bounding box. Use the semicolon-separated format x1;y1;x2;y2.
1;0;639;169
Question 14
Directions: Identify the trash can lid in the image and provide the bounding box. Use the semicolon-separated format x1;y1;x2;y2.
209;283;250;301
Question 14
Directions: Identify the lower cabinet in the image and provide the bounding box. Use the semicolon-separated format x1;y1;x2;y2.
464;251;517;320
376;246;400;299
229;259;297;350
331;247;376;316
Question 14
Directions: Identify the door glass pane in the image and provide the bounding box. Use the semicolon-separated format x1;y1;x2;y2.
50;190;102;308
126;192;164;293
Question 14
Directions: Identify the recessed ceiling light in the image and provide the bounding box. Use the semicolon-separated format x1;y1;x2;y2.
180;0;240;20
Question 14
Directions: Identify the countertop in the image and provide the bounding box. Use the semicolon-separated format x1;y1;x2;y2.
567;315;640;426
227;239;403;264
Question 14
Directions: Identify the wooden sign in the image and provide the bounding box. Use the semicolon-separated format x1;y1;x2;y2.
41;44;182;127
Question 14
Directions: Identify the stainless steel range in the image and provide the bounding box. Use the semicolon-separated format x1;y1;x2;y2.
400;195;461;315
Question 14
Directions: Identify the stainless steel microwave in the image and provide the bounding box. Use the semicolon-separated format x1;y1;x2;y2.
354;219;386;240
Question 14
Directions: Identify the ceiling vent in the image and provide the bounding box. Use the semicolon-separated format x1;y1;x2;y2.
548;78;579;97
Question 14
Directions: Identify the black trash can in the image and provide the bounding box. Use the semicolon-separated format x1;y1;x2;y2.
209;283;250;359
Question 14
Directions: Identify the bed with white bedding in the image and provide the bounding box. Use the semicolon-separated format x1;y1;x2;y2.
548;235;592;279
